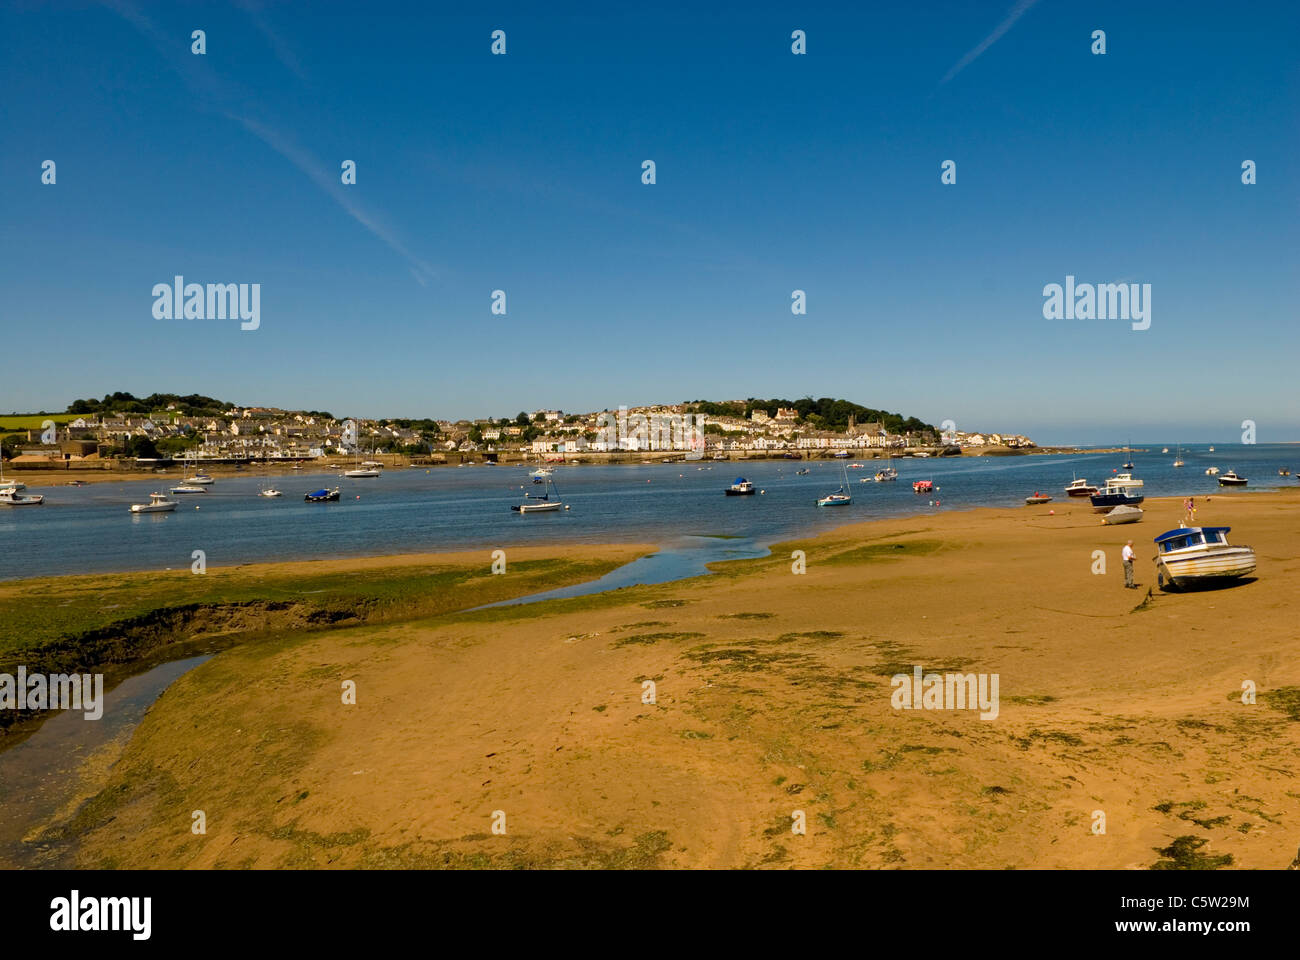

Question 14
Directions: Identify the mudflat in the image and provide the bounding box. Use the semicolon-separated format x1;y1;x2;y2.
42;492;1300;869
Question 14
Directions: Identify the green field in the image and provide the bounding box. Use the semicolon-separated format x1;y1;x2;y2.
0;414;73;433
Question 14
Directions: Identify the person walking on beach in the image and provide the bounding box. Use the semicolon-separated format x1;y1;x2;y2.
1122;539;1136;588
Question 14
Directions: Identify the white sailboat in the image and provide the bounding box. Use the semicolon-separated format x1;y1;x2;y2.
817;462;852;506
1172;444;1185;468
513;477;566;513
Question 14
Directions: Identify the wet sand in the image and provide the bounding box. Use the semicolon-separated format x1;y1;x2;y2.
49;491;1300;869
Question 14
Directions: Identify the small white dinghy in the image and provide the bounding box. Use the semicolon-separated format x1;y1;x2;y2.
1103;504;1143;525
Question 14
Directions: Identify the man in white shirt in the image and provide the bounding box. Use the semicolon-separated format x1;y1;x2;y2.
1122;540;1136;588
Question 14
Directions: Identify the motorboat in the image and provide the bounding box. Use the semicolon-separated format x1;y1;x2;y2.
1090;484;1144;513
1208;446;1215;452
1161;448;1169;454
1024;493;1052;505
795;468;810;476
912;479;934;493
1205;467;1219;476
1107;472;1143;489
1154;526;1255;590
170;484;207;494
1279;468;1292;477
1217;471;1248;487
725;477;756;496
259;487;283;498
1102;504;1143;525
184;473;215;485
1065;478;1098;497
304;487;341;502
874;465;899;482
130;492;177;513
0;488;44;506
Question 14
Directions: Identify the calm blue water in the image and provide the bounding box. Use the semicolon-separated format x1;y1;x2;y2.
2;445;1296;581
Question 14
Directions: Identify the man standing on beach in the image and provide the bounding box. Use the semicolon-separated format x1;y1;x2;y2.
1122;540;1136;588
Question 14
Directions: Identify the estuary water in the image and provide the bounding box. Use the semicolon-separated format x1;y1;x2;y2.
2;444;1295;581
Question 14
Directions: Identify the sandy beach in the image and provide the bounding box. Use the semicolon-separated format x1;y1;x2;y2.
21;491;1300;869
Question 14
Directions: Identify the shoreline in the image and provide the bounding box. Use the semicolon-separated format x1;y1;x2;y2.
1;445;1120;489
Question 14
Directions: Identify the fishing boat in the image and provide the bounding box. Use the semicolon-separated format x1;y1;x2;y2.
1217;471;1248;487
725;477;756;496
130;492;176;513
170;484;207;495
1205;466;1219;476
1064;477;1098;497
1154;526;1255;590
304;487;341;502
0;488;44;506
513;477;566;512
1090;484;1144;513
1107;472;1143;489
1024;493;1052;505
912;479;934;493
1172;444;1184;468
1102;504;1143;525
817;463;852;506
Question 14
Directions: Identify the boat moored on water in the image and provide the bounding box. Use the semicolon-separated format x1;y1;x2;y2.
513;477;566;512
817;463;853;506
1103;504;1143;525
1279;468;1292;477
1065;478;1098;497
874;465;899;482
0;488;44;506
725;477;756;496
1217;471;1248;487
1154;526;1255;590
912;479;934;493
304;487;341;502
170;484;207;494
1205;466;1219;475
130;492;176;513
259;487;283;498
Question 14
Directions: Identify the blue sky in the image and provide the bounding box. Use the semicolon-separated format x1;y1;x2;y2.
3;0;1296;443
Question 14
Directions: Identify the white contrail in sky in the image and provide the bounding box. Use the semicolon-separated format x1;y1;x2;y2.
941;0;1041;85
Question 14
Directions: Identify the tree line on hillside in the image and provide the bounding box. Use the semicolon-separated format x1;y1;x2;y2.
685;398;934;435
